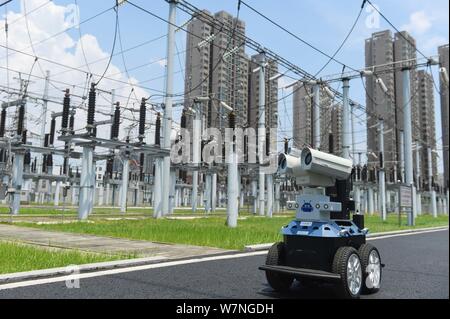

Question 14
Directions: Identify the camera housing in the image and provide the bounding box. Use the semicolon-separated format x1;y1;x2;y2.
278;148;352;187
300;147;352;181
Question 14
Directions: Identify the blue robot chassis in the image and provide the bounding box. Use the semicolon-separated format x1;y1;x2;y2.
259;192;383;299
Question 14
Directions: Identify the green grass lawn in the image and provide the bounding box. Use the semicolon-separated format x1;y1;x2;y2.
0;206;224;216
17;214;449;250
0;241;121;275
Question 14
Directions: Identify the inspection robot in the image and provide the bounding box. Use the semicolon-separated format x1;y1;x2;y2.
260;147;382;298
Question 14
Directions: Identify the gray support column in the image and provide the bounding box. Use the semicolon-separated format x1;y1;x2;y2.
274;182;280;213
258;54;266;216
10;153;24;215
313;83;321;150
211;173;217;212
266;174;273;217
89;161;96;215
368;186;374;215
205;173;211;213
168;169;176;215
153;158;163;218
415;142;422;215
342;79;351;159
251;179;257;214
378;119;387;221
402;68;416;225
191;109;201;213
120;157;129;214
399;130;405;183
78;147;93;220
428;147;437;218
161;0;178;215
54;181;61;207
226;152;238;227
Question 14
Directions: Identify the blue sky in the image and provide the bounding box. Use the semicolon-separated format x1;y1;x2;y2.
1;0;449;172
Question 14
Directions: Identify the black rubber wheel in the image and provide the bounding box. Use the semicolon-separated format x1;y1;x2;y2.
332;246;362;299
358;243;382;294
265;242;293;292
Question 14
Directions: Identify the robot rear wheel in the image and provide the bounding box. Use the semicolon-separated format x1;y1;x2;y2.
265;242;294;292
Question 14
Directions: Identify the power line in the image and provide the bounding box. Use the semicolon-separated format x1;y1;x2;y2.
239;0;364;74
95;5;119;86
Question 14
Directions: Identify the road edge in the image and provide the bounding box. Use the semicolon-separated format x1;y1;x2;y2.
0;225;447;284
244;225;449;251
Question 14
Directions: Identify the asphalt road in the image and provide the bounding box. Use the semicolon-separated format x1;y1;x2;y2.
0;229;448;299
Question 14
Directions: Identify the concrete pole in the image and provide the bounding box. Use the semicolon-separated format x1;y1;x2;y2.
374;190;378;213
399;130;405;183
191;107;201;213
98;183;104;206
415;142;422;215
168;169;176;214
120;157;129;214
161;0;177;216
378;119;387;221
89;161;96;215
437;196;443;215
105;183;110;207
10;153;24;215
402;68;416;226
54;181;61;207
71;183;77;206
153;158;163;218
274;182;280;213
205;173;211;213
444;191;448;215
342;79;351;159
368;186;374;215
351;105;355;163
266;174;273;217
227;151;238;227
211;173;217;212
428;147;437;218
313;83;321;150
258;54;266;216
78;147;93;220
251;179;257;214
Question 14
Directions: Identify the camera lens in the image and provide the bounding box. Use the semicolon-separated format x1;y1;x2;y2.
304;152;312;165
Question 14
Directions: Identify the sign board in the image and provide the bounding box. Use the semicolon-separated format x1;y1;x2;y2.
399;185;412;208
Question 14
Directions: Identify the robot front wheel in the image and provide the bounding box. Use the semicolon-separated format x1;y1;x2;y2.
332;245;382;298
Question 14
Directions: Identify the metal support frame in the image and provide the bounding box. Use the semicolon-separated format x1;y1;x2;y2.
161;0;178;216
258;54;266;216
378;119;387;221
402;68;416;226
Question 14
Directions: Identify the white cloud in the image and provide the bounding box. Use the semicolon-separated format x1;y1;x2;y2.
421;35;448;55
402;11;433;35
0;0;150;145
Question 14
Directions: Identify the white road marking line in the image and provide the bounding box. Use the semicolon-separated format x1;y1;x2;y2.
367;227;448;241
0;251;268;290
0;227;447;291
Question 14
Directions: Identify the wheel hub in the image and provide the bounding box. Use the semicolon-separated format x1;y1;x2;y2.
347;254;362;295
367;250;381;289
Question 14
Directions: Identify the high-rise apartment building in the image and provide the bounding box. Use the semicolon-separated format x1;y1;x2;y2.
417;70;438;184
292;82;342;155
365;30;421;182
184;10;249;133
438;44;449;188
365;30;397;173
